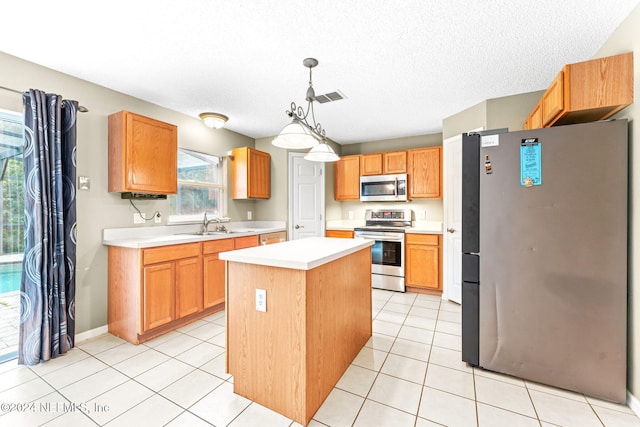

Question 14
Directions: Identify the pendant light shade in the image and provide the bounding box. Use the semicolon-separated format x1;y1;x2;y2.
304;142;340;162
272;58;342;162
272;120;319;149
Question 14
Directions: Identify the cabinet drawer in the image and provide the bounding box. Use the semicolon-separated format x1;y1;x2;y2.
203;238;235;255
405;234;439;245
235;235;259;249
143;243;201;265
326;230;354;238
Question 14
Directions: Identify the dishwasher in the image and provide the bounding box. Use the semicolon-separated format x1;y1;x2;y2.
259;231;287;245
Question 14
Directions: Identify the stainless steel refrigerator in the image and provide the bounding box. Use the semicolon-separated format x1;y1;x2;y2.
461;120;628;403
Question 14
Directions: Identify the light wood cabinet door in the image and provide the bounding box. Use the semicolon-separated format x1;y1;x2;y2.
360;153;383;176
408;147;441;199
405;234;441;290
108;111;177;194
143;262;175;331
175;257;203;319
232;147;271;199
203;253;226;308
203;238;234;308
542;70;565;126
526;100;543;130
384;151;407;174
325;230;354;238
334;155;360;200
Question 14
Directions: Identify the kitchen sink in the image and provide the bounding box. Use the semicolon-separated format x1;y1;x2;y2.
178;230;243;236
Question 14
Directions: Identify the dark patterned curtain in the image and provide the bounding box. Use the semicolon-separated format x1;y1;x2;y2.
18;89;78;365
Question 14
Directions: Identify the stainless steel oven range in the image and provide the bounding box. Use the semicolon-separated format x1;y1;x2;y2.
354;209;414;292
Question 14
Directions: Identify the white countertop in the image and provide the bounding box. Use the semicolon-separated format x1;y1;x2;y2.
219;237;374;270
102;221;286;248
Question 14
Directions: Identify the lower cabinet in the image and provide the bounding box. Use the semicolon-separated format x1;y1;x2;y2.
142;262;175;331
175;256;203;319
203;239;234;309
109;237;253;344
405;233;441;291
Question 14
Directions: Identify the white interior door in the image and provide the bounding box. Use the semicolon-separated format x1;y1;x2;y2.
289;153;325;240
443;134;463;304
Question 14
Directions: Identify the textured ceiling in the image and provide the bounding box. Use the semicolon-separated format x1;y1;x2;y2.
1;1;638;144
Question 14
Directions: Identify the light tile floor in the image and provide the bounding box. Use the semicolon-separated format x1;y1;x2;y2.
0;289;639;426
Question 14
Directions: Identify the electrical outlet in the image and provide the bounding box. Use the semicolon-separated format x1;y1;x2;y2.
133;213;145;224
348;211;354;220
154;212;162;224
247;211;252;220
419;210;427;220
256;289;266;312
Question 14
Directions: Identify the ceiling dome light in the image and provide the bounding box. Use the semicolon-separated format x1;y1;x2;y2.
304;142;339;162
199;112;228;129
272;119;319;149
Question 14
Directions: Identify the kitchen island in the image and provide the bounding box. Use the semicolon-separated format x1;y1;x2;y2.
219;237;373;425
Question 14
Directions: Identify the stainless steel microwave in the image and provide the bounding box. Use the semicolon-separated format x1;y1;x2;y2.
360;173;407;202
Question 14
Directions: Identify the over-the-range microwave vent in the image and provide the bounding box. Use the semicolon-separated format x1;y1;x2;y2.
120;192;167;200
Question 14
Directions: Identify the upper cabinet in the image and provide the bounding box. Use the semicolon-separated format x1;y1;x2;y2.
334;155;360;201
108;111;178;195
359;151;407;176
231;147;270;199
360;153;383;176
383;151;407;174
408;147;441;199
525;52;633;130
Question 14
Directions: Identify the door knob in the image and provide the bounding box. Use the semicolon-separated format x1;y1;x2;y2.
447;228;456;233
295;224;304;229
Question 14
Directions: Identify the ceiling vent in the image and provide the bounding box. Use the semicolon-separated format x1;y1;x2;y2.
313;90;346;104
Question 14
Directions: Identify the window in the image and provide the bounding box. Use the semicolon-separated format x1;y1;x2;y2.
0;109;24;257
0;108;23;362
168;148;226;223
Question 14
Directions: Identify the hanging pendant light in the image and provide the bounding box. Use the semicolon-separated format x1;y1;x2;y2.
304;140;340;162
272;118;319;149
272;58;339;162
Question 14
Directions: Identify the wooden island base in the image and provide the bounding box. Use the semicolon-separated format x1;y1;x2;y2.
226;247;372;426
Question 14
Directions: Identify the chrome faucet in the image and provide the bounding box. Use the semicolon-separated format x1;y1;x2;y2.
202;212;212;234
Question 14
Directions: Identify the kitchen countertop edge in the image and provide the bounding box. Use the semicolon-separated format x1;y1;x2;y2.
103;226;287;249
219;237;374;270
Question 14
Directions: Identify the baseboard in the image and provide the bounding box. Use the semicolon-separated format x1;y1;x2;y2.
627;390;640;418
75;325;108;344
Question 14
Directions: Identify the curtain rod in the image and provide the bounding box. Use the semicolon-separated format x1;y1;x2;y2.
0;85;89;112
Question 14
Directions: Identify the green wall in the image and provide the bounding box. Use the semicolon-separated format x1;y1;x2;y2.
0;51;256;333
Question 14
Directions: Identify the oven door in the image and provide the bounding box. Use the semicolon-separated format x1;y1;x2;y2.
354;231;404;277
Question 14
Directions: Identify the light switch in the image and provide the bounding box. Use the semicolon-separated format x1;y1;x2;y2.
256;289;266;312
78;176;90;191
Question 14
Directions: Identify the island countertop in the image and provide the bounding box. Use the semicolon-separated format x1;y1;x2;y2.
219;236;373;270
